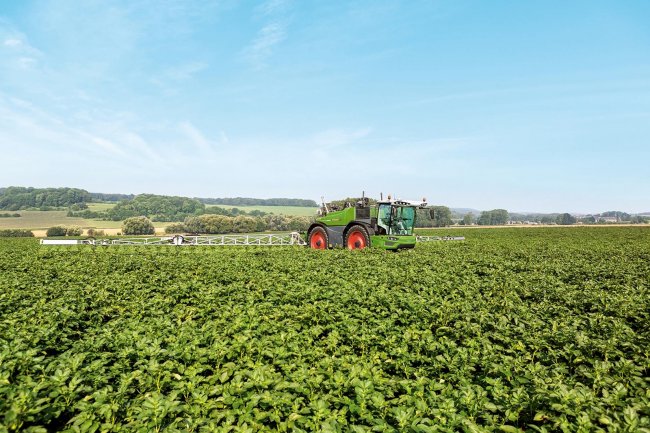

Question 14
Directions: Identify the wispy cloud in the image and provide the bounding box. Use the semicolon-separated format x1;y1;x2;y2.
256;0;292;17
243;0;292;69
16;57;37;69
311;127;372;149
1;25;42;70
122;132;161;161
150;61;208;93
0;92;165;164
244;22;287;69
165;61;207;81
88;136;126;156
3;37;22;47
179;121;217;154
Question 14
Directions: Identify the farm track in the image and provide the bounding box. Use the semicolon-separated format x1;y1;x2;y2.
0;227;649;432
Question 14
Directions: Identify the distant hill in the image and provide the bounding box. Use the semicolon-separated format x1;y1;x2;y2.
88;193;318;207
1;186;644;216
0;186;319;210
450;208;481;218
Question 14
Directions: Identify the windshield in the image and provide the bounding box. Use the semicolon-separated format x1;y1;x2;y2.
378;205;415;235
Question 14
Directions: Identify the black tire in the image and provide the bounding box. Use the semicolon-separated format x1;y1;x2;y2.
309;226;329;249
345;225;370;250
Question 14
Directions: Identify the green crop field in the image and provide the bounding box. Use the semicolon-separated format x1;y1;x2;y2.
86;203;117;212
1;227;648;432
208;204;319;217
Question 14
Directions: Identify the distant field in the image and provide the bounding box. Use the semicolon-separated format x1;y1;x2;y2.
0;211;112;230
0;203;118;231
86;202;117;211
0;211;164;232
207;204;318;216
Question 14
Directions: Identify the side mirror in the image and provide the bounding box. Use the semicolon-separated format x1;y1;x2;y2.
429;209;435;219
391;207;397;217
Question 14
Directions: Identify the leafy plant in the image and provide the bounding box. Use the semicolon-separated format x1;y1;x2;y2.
0;227;648;431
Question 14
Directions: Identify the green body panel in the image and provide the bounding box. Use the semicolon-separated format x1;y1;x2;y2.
370;235;417;250
316;207;356;226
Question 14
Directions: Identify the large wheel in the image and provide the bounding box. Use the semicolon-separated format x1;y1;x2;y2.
345;225;369;250
309;226;328;249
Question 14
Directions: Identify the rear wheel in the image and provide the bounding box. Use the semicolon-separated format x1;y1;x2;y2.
309;226;328;249
345;225;369;250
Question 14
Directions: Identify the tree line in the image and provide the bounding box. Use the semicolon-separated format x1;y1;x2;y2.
415;207;511;227
0;186;317;212
5;187;646;228
416;207;454;227
119;214;314;235
45;226;83;237
0;229;34;237
477;209;509;225
0;187;91;210
68;195;277;222
196;197;317;207
103;194;205;221
89;192;135;202
509;211;649;225
167;214;313;235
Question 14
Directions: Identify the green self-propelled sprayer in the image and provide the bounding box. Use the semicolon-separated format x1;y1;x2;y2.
307;193;464;250
40;193;464;249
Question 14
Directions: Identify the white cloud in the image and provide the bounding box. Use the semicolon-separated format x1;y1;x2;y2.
243;0;292;69
179;121;215;154
122;132;162;162
0;25;42;70
0;22;41;55
17;57;37;69
257;0;291;17
0;92;174;167
3;37;22;47
244;22;287;68
89;136;126;156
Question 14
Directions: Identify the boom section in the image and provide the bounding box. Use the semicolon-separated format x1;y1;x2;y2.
416;235;465;242
41;232;307;247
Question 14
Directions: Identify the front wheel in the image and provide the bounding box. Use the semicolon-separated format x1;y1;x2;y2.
345;225;370;250
309;226;328;249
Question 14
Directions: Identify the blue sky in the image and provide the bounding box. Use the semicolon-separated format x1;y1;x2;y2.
1;0;649;213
